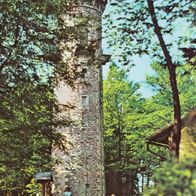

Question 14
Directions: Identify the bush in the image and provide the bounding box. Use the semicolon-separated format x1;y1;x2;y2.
144;158;196;196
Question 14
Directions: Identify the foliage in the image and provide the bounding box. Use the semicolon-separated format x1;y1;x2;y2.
103;63;169;195
104;0;195;158
103;63;139;195
146;63;196;114
104;0;195;65
144;157;196;196
0;0;80;194
0;0;108;194
103;62;195;194
103;0;195;193
0;80;63;194
0;0;85;86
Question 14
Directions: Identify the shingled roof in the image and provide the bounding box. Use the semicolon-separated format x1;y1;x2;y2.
146;123;174;148
147;108;196;148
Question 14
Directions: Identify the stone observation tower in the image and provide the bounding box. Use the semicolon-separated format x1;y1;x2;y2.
52;1;108;195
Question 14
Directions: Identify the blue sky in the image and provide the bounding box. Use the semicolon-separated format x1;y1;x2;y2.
102;2;155;98
102;55;155;98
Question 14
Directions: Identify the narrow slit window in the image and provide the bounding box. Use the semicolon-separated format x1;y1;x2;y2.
81;95;89;109
81;68;87;78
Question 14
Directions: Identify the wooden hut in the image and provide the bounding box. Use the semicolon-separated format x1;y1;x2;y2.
146;108;196;160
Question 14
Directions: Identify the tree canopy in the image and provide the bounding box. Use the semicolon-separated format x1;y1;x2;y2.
104;0;195;158
103;61;196;194
0;0;78;194
104;0;195;65
103;63;167;195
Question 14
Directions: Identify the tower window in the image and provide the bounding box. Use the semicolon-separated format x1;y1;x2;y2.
80;95;89;109
81;68;87;78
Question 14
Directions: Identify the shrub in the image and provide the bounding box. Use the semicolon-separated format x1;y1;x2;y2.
144;158;196;196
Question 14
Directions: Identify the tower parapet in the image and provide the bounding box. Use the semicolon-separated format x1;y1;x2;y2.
52;1;108;196
81;0;107;12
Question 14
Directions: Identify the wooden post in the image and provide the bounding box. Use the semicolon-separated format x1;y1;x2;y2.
42;182;45;196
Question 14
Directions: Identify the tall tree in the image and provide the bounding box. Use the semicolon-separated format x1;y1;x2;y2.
104;0;195;158
104;63;141;195
147;0;181;158
103;62;195;194
146;63;196;114
103;63;166;195
0;0;79;194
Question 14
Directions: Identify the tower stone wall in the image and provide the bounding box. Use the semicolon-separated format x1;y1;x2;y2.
52;1;107;195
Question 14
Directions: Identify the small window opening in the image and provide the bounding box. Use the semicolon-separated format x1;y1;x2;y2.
81;111;89;127
81;68;87;78
81;95;89;109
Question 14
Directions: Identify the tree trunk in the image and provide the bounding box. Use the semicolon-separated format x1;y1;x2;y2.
116;126;122;195
147;0;181;158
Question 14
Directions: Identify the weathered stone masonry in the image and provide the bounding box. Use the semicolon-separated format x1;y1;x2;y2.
52;1;107;195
